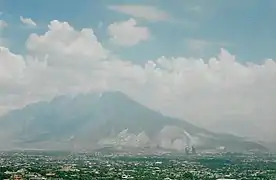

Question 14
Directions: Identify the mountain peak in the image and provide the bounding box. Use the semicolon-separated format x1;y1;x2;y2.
0;91;268;152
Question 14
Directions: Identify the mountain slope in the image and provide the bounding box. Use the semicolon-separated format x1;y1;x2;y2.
0;91;267;152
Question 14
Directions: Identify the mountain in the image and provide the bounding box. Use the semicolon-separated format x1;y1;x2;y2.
0;91;267;152
209;119;263;140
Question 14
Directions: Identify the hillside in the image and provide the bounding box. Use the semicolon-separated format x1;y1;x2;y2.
0;91;267;152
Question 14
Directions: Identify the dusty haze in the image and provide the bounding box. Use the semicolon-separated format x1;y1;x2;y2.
0;1;276;142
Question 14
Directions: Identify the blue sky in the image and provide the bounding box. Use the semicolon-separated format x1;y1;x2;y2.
1;0;276;63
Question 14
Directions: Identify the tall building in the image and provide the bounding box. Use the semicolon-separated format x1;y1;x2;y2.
191;146;196;154
185;146;190;155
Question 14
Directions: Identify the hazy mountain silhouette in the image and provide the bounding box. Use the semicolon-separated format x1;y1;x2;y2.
0;91;267;152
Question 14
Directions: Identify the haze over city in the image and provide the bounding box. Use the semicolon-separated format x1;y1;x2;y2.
1;1;276;179
0;0;276;147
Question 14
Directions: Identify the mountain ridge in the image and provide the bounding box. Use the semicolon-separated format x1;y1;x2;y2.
0;91;268;152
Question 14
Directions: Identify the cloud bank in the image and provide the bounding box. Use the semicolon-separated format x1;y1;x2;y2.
0;20;275;141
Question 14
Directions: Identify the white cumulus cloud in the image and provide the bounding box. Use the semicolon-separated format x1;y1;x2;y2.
107;18;150;46
0;20;276;141
20;16;37;27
